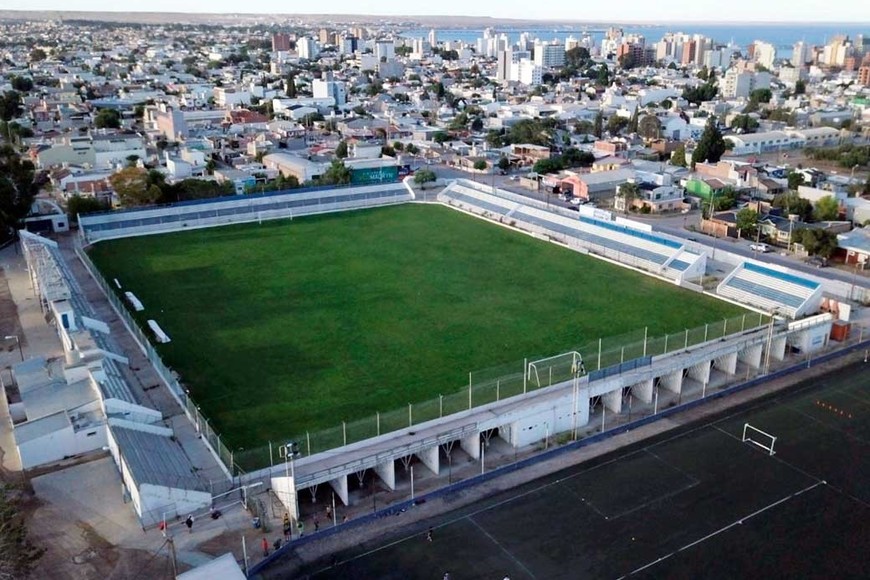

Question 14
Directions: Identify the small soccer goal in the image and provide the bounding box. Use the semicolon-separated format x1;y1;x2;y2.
527;351;585;388
742;423;777;456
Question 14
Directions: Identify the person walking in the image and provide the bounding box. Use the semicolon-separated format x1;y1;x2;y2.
262;537;269;557
314;517;320;532
296;520;304;537
426;527;433;542
185;515;194;533
325;505;332;521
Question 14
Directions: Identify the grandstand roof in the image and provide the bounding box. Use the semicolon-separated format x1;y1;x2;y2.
111;425;206;491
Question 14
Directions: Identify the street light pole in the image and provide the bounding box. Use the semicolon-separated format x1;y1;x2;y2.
4;336;23;362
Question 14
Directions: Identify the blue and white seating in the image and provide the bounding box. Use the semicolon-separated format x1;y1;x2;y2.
717;262;821;318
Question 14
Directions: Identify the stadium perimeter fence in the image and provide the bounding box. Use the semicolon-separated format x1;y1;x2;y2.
75;244;237;479
233;312;766;471
74;233;767;476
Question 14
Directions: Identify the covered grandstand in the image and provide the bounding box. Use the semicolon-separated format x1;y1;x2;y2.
717;261;823;319
19;231;212;526
439;180;706;284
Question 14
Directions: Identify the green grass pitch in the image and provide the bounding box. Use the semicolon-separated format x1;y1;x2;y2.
88;204;746;448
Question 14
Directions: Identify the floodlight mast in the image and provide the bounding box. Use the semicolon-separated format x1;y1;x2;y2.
282;441;300;524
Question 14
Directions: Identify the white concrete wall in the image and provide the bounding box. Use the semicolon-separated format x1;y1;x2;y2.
103;399;163;425
17;422;107;469
138;484;211;526
271;475;299;519
508;388;589;447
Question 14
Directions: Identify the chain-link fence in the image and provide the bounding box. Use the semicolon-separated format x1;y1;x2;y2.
78;236;768;475
75;245;236;475
233;312;765;471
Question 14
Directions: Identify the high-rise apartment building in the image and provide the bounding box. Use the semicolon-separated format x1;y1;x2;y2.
272;33;290;52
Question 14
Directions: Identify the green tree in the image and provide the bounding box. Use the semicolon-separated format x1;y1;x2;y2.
606;115;629;135
628;108;639;133
29;48;47;62
505;118;554;147
486;130;504;148
787;171;805;191
691;119;728;166
473;159;488;171
433;132;450;145
497;156;511;173
749;88;773;103
66;194;108;221
562;148;595;167
108;167;161;207
94;108;121;129
813;195;840;221
618;181;641;213
320;160;351;185
533;157;564;174
735;208;759;238
0;91;22;123
405;143;419;155
0;483;44;577
413;168;436;188
430;82;446;100
596;64;610;86
671;144;688;167
392;141;404;152
794;79;806;95
10;76;33;92
335;140;348;159
593;111;603;138
285;74;297;98
793;228;838;258
773;192;814;223
638;115;662;140
682;82;718;105
0;145;39;239
730;114;759;133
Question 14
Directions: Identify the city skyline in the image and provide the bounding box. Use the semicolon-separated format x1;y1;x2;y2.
3;0;870;23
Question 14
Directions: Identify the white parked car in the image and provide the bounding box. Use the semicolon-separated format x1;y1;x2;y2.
750;243;770;253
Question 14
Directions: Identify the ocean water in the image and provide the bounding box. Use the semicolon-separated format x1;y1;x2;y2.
402;24;869;58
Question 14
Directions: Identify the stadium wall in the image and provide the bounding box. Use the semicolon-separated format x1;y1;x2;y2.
249;336;870;578
78;182;415;243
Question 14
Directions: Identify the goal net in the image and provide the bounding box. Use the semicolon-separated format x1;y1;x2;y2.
527;351;585;388
742;423;776;456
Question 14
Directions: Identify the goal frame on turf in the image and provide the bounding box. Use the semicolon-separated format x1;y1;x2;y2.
742;423;777;456
527;351;585;388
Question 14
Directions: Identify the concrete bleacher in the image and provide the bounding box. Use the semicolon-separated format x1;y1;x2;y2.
440;181;703;282
445;183;516;217
717;262;821;317
80;183;413;242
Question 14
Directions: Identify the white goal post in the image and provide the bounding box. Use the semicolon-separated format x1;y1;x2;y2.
742;423;777;456
527;351;585;388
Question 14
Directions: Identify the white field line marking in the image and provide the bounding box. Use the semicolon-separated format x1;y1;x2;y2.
618;481;825;579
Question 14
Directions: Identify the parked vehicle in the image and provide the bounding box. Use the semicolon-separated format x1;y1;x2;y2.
806;256;828;268
749;243;770;253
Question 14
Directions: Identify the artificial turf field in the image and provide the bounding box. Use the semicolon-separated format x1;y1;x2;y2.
88;204;745;448
298;358;870;580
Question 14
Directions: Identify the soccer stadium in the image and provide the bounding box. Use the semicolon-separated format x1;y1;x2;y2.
86;201;745;451
55;177;851;539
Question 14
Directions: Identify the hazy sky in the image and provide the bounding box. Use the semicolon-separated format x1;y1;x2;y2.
5;0;870;23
